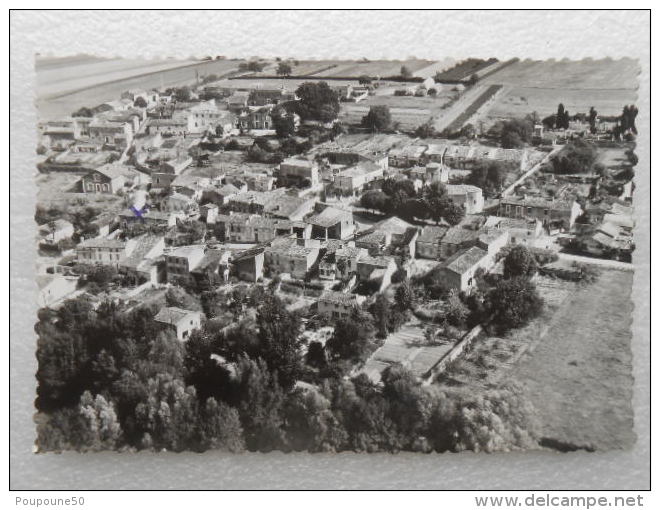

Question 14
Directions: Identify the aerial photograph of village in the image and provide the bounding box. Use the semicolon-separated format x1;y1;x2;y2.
33;54;638;454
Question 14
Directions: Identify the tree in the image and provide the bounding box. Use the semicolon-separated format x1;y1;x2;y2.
284;388;347;452
499;118;533;148
256;293;303;390
620;105;638;134
173;86;192;102
306;341;327;369
556;103;570;129
72;107;93;117
360;190;388;213
361;105;392;132
271;107;296;138
433;382;540;453
488;277;543;332
326;308;376;362
295;82;340;123
234;356;287;451
445;289;469;326
503;245;538;279
358;75;372;85
77;391;123;451
395;280;414;310
442;201;465;226
277;62;293;77
133;96;148;108
588;106;598;133
200;397;245;452
400;65;412;79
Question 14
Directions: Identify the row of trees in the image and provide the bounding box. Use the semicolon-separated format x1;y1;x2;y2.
360;180;465;225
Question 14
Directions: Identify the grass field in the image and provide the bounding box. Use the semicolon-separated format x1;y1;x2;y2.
36;172;127;213
437;270;635;451
506;270;635;450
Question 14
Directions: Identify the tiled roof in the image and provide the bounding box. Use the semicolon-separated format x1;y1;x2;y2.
154;306;198;325
417;225;449;243
441;226;480;245
319;290;358;307
443;246;489;275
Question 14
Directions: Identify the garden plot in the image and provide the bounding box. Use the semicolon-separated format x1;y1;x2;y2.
362;323;458;383
339;92;458;131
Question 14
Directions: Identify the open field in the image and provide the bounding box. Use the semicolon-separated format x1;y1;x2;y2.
339;91;459;130
439;270;635;451
217;77;359;90
479;58;639;124
481;58;639;90
36;172;127;213
36;58;243;120
485;87;637;120
312;59;436;79
36;56;198;99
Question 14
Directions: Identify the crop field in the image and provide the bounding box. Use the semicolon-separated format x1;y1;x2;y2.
434;58;499;82
311;59;436;79
36;58;242;120
439;270;635;451
339;91;459;131
479;58;639;123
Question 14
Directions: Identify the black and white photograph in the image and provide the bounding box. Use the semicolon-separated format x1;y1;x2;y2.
9;8;651;495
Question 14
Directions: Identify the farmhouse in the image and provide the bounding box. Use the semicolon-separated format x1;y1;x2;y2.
446;184;484;214
81;164;126;194
388;145;427;168
415;225;449;260
306;205;355;240
334;161;384;195
264;237;321;279
76;237;137;267
436;246;491;293
165;245;206;284
231;246;265;282
483;216;544;247
317;291;364;319
355;216;415;253
498;196;582;230
277;157;319;188
88;119;133;151
215;212;302;243
154;306;203;341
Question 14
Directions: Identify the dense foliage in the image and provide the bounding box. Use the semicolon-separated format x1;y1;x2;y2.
36;286;540;453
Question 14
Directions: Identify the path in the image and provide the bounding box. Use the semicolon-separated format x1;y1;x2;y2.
558;251;634;271
501;146;561;197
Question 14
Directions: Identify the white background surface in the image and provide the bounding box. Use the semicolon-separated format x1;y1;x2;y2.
9;9;651;490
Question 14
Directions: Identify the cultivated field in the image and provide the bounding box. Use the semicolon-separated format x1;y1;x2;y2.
339;91;459;131
311;59;436;79
439;270;635;451
479;58;640;123
36;58;243;120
